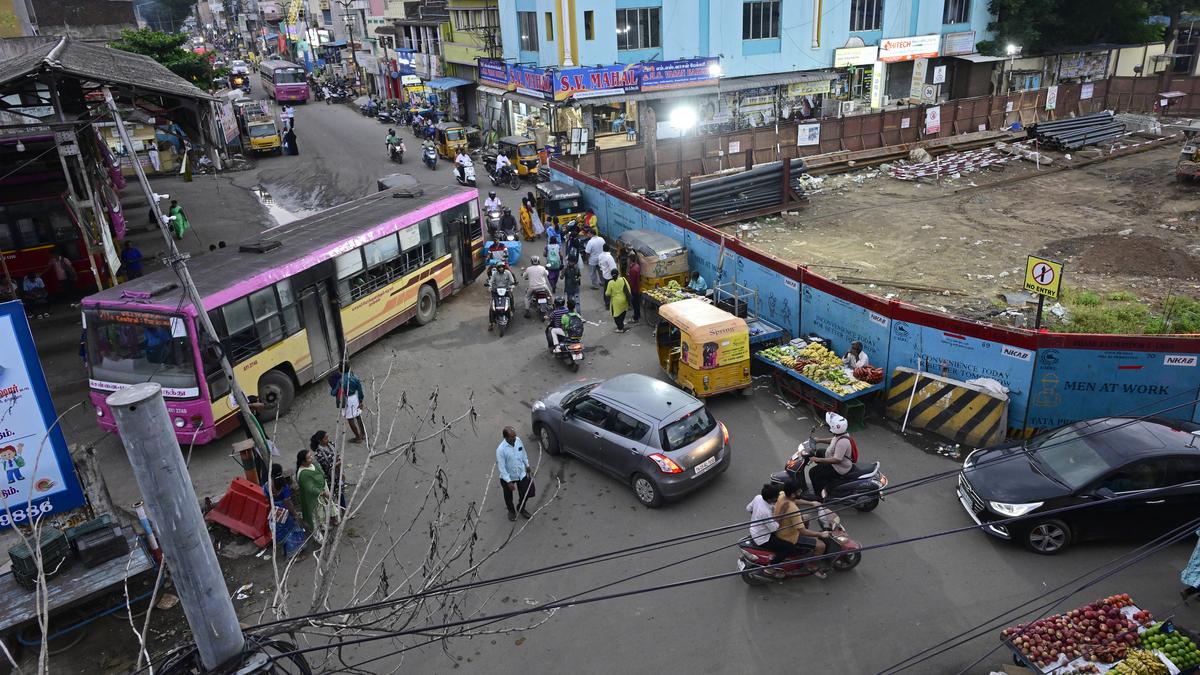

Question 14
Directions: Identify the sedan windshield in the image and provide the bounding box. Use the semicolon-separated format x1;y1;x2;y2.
661;407;716;451
1028;426;1116;490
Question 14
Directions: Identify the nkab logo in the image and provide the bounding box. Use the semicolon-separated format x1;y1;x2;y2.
1164;354;1198;367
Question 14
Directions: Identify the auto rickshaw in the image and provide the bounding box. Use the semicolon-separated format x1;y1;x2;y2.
617;229;689;292
495;136;540;178
434;122;468;159
655;298;751;397
534;181;584;228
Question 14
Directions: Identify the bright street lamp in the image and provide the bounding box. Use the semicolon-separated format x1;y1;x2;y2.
708;62;723;78
669;106;697;132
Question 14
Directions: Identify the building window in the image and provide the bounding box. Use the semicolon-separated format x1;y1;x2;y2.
616;7;660;51
518;11;538;51
742;1;780;40
545;11;554;41
942;0;969;23
584;10;594;40
322;8;331;24
850;0;883;31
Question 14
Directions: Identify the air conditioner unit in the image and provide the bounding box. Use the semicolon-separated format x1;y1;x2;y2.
840;100;857;117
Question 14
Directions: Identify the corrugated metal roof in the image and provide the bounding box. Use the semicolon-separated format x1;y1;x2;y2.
0;36;215;101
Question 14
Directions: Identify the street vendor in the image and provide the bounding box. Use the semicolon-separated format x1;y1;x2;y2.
686;271;709;296
842;340;870;369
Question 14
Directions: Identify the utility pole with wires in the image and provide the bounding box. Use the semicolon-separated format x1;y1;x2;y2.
100;86;272;471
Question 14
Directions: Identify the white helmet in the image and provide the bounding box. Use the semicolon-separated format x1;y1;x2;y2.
530;255;541;265
825;412;848;435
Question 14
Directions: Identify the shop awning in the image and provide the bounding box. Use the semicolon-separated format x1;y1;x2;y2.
506;91;556;108
374;25;398;36
952;53;1007;63
323;39;348;48
478;85;508;97
426;77;474;90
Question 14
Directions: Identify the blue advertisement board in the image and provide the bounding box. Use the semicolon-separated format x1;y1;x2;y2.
888;320;1036;432
507;64;554;99
554;64;640;101
801;283;890;371
0;301;85;527
1026;348;1200;431
732;254;799;335
478;57;508;87
640;57;720;92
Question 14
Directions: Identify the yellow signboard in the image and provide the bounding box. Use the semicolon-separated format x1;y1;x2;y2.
1024;255;1064;299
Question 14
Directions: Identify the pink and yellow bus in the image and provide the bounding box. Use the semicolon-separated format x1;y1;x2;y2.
83;184;485;444
259;59;309;102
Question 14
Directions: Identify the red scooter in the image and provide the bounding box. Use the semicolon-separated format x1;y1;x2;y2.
736;506;862;586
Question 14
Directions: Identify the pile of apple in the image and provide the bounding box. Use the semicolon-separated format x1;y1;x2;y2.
1001;594;1141;669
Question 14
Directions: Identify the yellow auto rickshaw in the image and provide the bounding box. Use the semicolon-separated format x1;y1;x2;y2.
617;229;689;292
534;181;584;228
434;122;468;159
655;298;751;397
497;135;540;178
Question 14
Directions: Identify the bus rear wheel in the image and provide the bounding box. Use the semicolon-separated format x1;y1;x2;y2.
415;284;438;325
258;369;295;421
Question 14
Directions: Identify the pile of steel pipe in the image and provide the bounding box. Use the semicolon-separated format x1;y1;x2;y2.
647;157;807;221
1028;112;1126;150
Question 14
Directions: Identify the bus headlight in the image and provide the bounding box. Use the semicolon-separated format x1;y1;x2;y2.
96;408;104;417
174;417;186;428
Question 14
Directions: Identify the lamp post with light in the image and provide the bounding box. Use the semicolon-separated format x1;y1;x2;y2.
1004;43;1021;94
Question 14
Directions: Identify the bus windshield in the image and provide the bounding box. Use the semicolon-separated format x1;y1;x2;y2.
86;309;199;396
276;68;306;84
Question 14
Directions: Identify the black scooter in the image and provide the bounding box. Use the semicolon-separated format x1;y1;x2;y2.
490;286;513;337
769;425;888;512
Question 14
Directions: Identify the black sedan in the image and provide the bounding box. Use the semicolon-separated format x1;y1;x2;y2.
957;417;1200;554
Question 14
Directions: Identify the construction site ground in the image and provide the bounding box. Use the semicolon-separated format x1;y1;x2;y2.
726;142;1200;331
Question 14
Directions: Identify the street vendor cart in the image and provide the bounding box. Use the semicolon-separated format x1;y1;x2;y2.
756;340;883;430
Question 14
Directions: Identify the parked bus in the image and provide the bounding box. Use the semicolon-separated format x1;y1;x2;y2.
83;184;485;444
259;59;309;102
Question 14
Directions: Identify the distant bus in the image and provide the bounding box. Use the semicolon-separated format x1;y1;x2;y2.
0;191;100;293
83;184;486;444
259;59;309;102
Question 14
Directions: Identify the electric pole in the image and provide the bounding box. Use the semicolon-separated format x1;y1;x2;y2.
108;383;245;669
101;87;272;469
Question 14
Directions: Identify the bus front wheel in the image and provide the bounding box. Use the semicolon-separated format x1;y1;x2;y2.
258;369;295;421
415;284;438;325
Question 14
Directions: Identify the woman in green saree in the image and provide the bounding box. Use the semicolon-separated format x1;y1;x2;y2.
295;449;337;541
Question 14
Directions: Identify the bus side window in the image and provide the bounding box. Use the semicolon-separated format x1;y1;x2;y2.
430;214;446;257
249;287;284;348
335;249;365;303
0;222;13;250
221;297;259;362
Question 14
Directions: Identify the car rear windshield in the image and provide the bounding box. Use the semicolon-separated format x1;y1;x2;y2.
661;407;716;451
1029;426;1116;489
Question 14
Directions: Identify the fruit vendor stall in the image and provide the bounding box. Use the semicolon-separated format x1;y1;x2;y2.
641;281;706;317
1000;594;1200;674
756;340;884;426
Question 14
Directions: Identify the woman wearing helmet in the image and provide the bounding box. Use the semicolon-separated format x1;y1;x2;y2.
808;411;856;498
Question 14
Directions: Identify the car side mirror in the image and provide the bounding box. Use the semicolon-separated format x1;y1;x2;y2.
1095;487;1116;499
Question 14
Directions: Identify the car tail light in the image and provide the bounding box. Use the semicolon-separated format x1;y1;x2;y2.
719;422;729;446
649;453;684;474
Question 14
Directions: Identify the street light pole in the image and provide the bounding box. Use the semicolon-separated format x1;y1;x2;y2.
339;0;361;92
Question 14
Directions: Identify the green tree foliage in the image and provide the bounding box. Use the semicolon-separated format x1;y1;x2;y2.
110;28;212;84
980;0;1164;55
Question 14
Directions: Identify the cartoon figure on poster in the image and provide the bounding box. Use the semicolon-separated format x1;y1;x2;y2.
0;444;25;484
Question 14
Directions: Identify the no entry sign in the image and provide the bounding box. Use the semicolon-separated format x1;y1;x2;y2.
1024;255;1064;299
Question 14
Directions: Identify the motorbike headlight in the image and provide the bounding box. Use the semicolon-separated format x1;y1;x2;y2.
532;400;546;412
988;501;1043;517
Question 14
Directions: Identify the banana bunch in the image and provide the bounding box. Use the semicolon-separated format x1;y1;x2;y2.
1109;651;1168;675
798;343;842;366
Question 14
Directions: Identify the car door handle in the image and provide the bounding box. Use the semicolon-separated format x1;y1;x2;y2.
1144;499;1166;504
629;447;639;454
593;432;601;438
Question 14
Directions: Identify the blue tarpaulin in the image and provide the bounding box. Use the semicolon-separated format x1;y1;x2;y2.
426;77;473;90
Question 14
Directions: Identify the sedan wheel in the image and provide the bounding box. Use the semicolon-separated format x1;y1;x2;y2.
1024;519;1071;555
631;473;663;508
538;425;560;456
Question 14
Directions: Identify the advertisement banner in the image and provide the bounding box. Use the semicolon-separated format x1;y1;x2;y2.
640;57;719;92
796;123;821;146
508;64;554;99
1026;347;1200;432
554;63;640;101
941;31;976;56
478;57;508;87
1045;85;1059;110
801;283;891;370
909;58;929;100
834;45;879;67
787;80;832;97
888;320;1036;432
219;102;239;144
879;34;940;62
0;302;86;527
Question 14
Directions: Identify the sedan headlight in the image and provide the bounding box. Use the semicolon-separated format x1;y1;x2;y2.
532;400;546;412
988;501;1043;517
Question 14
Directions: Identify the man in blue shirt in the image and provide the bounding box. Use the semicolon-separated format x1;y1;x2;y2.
687;271;709;296
495;426;533;520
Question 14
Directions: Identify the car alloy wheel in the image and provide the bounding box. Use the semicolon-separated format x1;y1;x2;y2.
631;473;662;508
1025;519;1071;554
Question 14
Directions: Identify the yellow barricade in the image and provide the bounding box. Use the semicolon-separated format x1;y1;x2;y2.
885;367;1009;448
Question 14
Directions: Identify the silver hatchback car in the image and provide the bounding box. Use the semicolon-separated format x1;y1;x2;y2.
531;374;731;507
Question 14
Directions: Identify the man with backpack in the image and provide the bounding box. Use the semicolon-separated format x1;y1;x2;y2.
548;298;584;351
562;257;582;313
808;412;857;498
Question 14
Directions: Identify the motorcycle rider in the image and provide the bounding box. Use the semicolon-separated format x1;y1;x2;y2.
499;206;518;238
545;296;569;349
494;150;513;179
775;481;833;579
808;412;856;498
454;148;473;182
484;191;503;212
485;262;516;331
385;129;405;160
523;255;550;314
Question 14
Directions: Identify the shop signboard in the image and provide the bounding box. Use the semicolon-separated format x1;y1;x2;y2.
879;34;939;63
478;57;508;87
554;63;640;101
508;64;554;100
909;58;929;100
0;302;86;527
834;45;879;67
640;57;720;92
941;31;976;56
787;79;832;96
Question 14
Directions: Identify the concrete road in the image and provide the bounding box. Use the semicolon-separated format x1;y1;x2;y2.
32;91;1199;673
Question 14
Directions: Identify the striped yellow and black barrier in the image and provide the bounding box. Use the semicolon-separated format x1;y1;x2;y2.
885;368;1008;448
